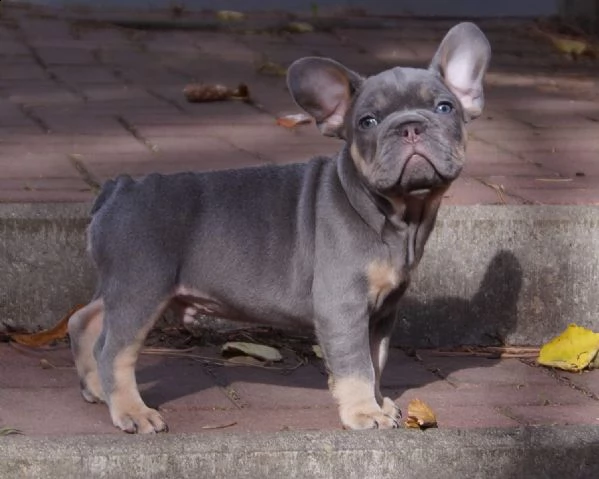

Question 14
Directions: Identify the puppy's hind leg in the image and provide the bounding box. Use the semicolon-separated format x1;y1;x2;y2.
96;293;171;434
68;299;105;403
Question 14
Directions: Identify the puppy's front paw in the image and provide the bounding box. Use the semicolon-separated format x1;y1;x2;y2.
111;405;168;434
340;400;400;429
382;397;402;419
332;376;400;430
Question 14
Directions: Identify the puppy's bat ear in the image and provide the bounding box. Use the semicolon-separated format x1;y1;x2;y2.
287;57;363;138
430;22;491;121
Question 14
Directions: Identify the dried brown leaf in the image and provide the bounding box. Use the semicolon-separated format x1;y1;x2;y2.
183;83;249;103
10;305;84;347
404;398;437;429
276;113;312;129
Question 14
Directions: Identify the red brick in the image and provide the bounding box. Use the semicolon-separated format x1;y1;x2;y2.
506;404;599;426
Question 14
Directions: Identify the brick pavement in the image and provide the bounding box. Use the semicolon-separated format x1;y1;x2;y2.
1;4;599;204
1;341;598;436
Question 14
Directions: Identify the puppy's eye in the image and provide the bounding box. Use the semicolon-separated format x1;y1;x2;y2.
358;115;378;129
435;101;454;114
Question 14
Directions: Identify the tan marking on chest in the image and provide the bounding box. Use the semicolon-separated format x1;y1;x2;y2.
350;142;370;179
366;260;400;305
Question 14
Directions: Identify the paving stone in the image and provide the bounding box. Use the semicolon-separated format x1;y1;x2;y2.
0;189;94;203
70;25;130;47
1;64;48;81
35;46;97;66
0;151;77;178
221;364;333;409
506;404;599;426
48;65;121;85
442;177;525;205
430;405;520;428
557;370;599;398
3;81;82;106
17;18;73;41
0;387;117;435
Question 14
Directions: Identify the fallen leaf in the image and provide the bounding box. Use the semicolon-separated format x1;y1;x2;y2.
431;346;540;359
216;10;246;22
39;359;54;369
201;420;237;430
222;341;283;362
277;113;312;128
10;305;83;347
0;427;22;436
224;355;265;367
285;21;314;33
183;83;250;103
312;344;323;359
535;177;572;182
549;34;588;56
255;60;287;77
404;399;437;429
538;324;599;372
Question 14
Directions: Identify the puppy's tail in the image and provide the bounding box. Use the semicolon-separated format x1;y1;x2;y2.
90;175;133;215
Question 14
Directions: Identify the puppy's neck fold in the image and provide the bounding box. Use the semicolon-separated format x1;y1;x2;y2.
336;148;386;235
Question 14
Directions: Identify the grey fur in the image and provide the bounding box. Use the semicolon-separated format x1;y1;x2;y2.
69;22;491;433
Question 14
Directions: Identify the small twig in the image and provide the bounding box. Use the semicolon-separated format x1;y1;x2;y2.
201;420;237;430
477;178;507;204
0;427;22;436
141;347;304;371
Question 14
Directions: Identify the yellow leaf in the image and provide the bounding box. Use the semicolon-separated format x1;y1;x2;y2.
549;35;588;56
312;344;323;359
216;10;246;22
537;324;599;372
285;22;314;34
404;398;437;429
255;60;287;77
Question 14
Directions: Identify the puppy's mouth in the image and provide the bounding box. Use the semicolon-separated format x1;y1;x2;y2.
396;154;446;195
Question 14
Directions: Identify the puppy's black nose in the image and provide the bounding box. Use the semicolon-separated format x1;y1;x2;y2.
400;122;426;143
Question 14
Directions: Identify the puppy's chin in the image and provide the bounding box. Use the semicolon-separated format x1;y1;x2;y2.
391;154;446;196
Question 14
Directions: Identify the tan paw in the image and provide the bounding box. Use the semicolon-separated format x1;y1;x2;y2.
111;405;168;434
340;402;400;429
80;373;105;404
332;376;401;430
382;397;402;419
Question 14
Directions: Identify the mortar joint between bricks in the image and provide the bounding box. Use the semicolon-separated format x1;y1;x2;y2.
521;359;599;402
11;19;88;102
115;115;159;153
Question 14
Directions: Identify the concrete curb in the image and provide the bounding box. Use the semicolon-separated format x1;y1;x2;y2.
2;203;599;346
1;426;598;478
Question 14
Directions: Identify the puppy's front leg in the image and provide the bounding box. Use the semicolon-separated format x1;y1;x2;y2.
318;311;400;430
370;314;401;420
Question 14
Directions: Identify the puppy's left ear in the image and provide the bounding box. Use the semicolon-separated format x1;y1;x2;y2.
430;22;491;121
287;57;363;138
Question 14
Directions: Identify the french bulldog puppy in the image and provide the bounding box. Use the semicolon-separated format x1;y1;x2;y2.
68;22;490;433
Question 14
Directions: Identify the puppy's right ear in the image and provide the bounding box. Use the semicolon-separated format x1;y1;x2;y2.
287;57;363;138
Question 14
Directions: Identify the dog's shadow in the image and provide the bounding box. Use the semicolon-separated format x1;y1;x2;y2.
137;250;522;407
